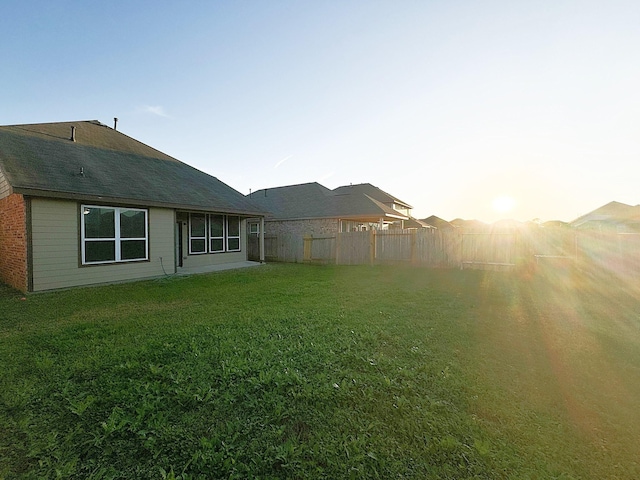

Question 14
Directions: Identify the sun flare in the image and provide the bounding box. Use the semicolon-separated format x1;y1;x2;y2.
491;195;516;214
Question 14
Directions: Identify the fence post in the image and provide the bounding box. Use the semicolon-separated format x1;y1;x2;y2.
335;232;340;265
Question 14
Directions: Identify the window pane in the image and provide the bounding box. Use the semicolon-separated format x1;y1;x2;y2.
120;210;146;238
190;214;206;237
84;208;115;238
85;241;115;262
210;215;224;237
121;240;146;260
191;239;206;253
227;216;240;236
210;238;224;252
227;238;240;251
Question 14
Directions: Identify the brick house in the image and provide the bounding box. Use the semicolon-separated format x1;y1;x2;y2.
247;182;412;237
0;193;27;290
245;182;424;261
0;120;265;292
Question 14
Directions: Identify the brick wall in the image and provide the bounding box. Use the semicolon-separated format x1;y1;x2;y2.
266;218;338;238
0;194;28;292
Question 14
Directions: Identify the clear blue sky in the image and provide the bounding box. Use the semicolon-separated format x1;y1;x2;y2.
3;1;639;222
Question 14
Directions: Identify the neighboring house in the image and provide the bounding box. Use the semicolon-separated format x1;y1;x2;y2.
570;201;640;233
332;183;414;226
331;183;435;230
247;182;411;237
0;120;265;292
450;218;489;231
420;215;457;230
403;217;435;229
541;220;569;228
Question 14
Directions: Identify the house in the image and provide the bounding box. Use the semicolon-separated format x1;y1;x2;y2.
420;215;457;230
570;201;640;233
246;182;421;263
247;182;411;237
0;120;265;292
450;218;489;231
402;217;435;229
331;183;414;226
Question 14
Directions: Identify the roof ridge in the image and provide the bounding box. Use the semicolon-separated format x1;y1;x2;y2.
0;119;103;128
251;181;328;192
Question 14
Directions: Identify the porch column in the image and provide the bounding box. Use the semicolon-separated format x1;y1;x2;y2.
259;217;265;263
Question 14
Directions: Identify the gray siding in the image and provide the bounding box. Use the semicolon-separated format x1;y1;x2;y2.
31;198;175;291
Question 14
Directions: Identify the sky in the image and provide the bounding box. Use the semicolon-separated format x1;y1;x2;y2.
3;0;640;223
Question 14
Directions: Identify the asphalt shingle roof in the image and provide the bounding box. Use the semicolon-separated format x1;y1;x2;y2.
420;215;456;229
0;120;264;215
248;182;408;221
332;183;412;209
570;201;640;228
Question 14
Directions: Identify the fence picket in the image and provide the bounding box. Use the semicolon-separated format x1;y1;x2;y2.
256;228;640;275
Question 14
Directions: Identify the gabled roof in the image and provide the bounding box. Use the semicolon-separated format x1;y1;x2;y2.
332;183;412;209
420;215;456;229
403;217;435;229
450;218;489;231
0;120;264;215
248;182;408;221
248;182;334;219
570;201;640;227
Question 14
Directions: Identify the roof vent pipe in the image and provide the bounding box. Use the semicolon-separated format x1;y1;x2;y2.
70;126;76;142
114;117;118;130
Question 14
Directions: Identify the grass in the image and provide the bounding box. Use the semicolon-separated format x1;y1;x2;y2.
1;263;640;479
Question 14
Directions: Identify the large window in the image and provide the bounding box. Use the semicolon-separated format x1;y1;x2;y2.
227;216;240;251
189;213;207;254
209;215;225;253
82;205;148;265
188;213;242;254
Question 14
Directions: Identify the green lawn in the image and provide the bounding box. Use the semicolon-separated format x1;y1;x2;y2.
1;264;639;479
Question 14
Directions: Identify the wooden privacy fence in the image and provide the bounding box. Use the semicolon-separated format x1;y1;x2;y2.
257;228;640;275
265;234;304;263
460;232;518;270
248;234;303;263
302;230;461;268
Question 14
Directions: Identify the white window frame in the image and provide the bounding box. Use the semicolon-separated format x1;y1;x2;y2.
81;205;148;265
209;214;226;253
226;216;241;252
189;213;207;254
186;213;242;255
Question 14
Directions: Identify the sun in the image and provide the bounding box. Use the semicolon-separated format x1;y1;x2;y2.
491;195;516;214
